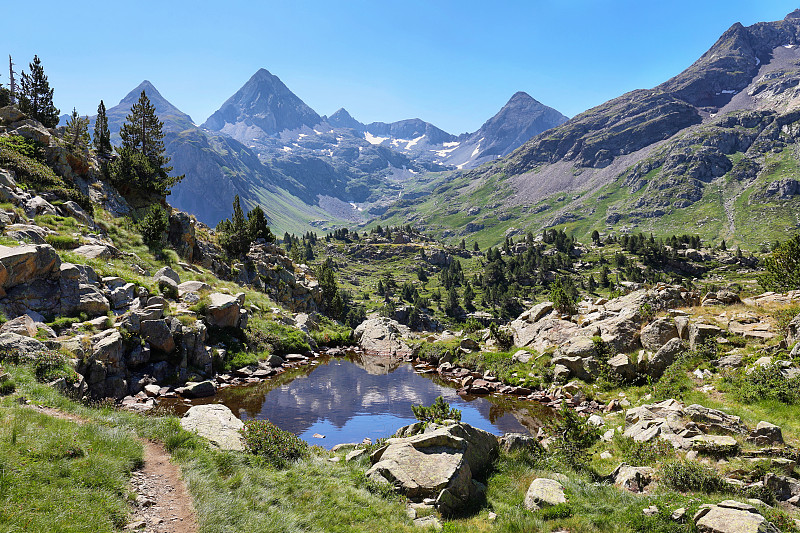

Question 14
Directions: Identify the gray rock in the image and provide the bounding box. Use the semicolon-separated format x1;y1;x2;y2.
499;433;542;454
612;463;655;493
354;317;411;354
153;266;180;285
205;292;243;328
717;354;744;370
689;322;723;350
511;350;532;363
690;435;739;455
764;473;800;501
0;332;46;361
693;500;779;533
180;404;244;451
0;314;38;337
72;244;119;259
0;243;60;290
647;338;685;379
178;280;210;296
139;320;175;353
179;380;216;398
608;353;637;381
523;478;567;510
747;421;783;446
640;317;679;351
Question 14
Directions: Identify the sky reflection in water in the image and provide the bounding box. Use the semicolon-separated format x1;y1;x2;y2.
210;353;551;449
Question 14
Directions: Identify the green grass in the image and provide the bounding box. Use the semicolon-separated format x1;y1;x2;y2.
0;402;142;532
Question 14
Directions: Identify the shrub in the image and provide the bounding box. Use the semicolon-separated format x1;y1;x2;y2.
545;402;600;470
0;378;15;395
137;204;169;246
247;320;310;355
411;396;461;424
760;234;800;292
34;349;77;383
241;419;309;468
722;363;800;404
613;433;674;466
658;460;726;493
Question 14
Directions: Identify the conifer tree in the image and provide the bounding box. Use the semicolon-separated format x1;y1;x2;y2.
93;100;112;157
112;90;182;194
247;205;275;243
64;108;90;153
19;55;59;127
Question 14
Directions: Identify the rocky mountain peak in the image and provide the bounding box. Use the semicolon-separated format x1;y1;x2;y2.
327;108;363;130
785;9;800;20
111;80;194;133
201;68;321;138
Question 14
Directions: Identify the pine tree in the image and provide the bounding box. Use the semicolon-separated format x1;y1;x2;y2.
19;55;59;127
64;108;90;153
444;286;460;317
93;100;112;157
113;90;182;194
247;205;275;243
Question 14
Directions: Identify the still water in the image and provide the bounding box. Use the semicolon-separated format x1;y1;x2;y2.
182;353;551;449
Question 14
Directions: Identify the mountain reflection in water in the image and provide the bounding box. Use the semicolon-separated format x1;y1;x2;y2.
199;352;552;449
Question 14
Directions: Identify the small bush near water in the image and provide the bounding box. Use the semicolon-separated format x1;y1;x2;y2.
411;396;462;424
241;419;309;468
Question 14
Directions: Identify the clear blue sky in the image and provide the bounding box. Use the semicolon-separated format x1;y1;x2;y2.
2;1;798;134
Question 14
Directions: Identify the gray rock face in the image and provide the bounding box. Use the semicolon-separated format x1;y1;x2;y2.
139;320;175;353
180;404;244;451
608;353;637;381
693;500;779;533
354;317;410;354
0;332;46;362
523;478;567;510
640;317;679;351
646;338;685;379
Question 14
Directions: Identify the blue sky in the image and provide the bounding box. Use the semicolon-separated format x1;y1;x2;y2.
2;1;799;134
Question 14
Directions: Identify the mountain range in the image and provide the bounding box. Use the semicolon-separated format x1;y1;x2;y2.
376;9;800;248
80;71;567;232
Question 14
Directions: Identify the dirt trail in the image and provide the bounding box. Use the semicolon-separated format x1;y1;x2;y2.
29;405;198;533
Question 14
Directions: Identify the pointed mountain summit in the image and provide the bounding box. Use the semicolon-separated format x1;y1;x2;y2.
106;80;195;134
202;68;322;140
326;108;364;131
470;91;568;159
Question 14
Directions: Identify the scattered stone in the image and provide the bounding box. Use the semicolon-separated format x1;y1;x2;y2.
178;380;216;398
690;435;739;456
747;421;783;446
693;500;779;533
643;506;659;517
612;464;654;493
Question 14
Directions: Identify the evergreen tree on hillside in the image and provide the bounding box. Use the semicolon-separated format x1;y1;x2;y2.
93;100;112;157
64;108;90;153
111;90;183;194
19;55;59;127
247;205;275;243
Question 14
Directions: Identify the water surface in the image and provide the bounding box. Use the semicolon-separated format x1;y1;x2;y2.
181;353;551;449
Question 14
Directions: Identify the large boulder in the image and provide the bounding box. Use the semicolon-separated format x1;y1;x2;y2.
764;473;800;502
367;422;498;513
167;212;196;261
0;332;46;362
180;404;244;451
693;500;779;533
640;317;679;351
608;353;637;381
523;478;567;510
178;380;216;398
0;314;38;337
354;317;410;354
747;421;783;446
205;292;244;328
0;244;60;292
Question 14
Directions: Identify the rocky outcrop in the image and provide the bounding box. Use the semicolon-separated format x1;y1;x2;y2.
180;404;244;451
366;422;498;514
235;243;322;312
